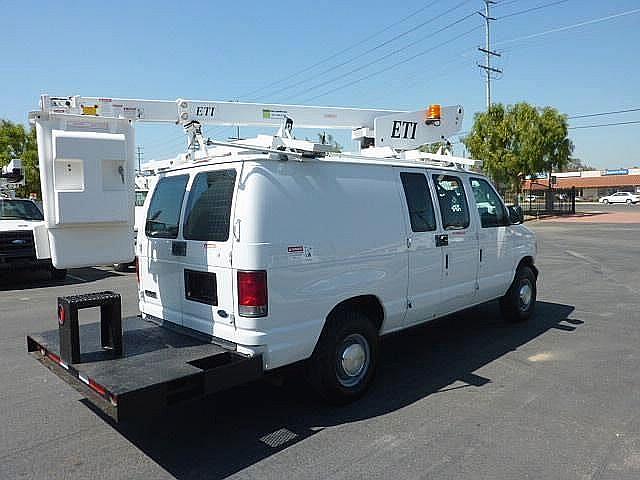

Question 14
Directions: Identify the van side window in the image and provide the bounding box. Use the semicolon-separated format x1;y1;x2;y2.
145;175;188;238
183;170;237;242
400;172;436;232
470;177;509;228
433;174;470;230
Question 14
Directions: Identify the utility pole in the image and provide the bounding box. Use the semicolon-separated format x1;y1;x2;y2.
478;0;502;109
136;145;144;172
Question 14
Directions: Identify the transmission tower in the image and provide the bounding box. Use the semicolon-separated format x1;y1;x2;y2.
136;145;144;172
478;0;502;109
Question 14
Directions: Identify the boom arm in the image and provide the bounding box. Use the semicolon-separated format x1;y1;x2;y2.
32;95;464;150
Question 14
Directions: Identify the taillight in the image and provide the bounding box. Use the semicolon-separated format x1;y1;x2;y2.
237;270;268;317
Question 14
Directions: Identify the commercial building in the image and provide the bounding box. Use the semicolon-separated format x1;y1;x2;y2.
524;168;640;201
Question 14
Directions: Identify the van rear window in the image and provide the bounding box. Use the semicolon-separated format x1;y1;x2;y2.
145;175;188;238
183;170;237;242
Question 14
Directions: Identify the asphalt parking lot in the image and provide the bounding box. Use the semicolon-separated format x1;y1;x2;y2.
1;221;640;480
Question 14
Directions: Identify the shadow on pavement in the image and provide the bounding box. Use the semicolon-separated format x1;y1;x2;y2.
0;266;123;291
107;300;576;479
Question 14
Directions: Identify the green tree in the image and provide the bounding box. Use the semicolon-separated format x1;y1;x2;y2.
463;104;516;189
463;102;573;194
538;106;573;188
418;141;449;154
0;120;40;198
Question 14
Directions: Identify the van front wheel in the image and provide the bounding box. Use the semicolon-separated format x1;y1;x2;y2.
308;310;378;404
500;266;536;323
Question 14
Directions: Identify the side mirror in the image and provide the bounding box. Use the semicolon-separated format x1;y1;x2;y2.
507;205;523;225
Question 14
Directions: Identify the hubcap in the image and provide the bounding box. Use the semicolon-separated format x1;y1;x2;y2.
519;281;533;311
337;333;370;388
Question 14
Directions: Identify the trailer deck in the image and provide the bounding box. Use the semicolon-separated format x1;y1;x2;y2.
27;314;262;422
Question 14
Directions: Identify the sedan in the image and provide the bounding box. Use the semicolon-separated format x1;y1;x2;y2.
599;191;640;204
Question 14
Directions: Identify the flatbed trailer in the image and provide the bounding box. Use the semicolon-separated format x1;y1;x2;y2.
26;292;262;422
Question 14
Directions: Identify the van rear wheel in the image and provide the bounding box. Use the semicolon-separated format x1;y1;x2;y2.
500;266;536;323
308;309;378;404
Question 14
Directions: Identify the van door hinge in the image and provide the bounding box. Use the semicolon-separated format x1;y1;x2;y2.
406;237;412;249
407;299;413;309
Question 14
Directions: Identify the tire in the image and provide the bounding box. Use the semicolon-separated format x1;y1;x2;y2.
602;199;609;204
50;267;67;281
500;265;536;323
308;309;379;404
626;199;632;204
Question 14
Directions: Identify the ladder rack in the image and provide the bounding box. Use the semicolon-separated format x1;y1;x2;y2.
182;136;482;172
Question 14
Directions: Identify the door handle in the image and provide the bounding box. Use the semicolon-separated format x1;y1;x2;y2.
435;234;448;247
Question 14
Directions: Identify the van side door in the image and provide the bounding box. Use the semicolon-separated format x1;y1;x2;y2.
431;173;479;315
397;169;442;325
469;177;514;300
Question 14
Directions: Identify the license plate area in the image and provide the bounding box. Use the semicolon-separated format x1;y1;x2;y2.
184;269;218;306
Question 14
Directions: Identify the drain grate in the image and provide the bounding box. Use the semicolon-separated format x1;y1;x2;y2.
259;428;298;448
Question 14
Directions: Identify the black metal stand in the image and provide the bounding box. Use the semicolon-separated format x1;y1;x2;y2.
58;291;122;364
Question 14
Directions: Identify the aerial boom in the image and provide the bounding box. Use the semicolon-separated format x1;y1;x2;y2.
32;95;464;150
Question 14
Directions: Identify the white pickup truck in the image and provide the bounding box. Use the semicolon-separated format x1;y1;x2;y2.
0;198;66;280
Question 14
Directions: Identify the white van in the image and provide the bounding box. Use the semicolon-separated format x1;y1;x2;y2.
27;96;538;413
137;154;537;403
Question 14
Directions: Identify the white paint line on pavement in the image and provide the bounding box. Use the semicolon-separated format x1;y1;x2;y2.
565;249;598;264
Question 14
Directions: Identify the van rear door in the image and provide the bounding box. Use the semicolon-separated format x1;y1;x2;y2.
140;173;190;326
179;165;241;337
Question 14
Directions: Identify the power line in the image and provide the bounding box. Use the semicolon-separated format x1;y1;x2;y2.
495;7;640;46
569;120;640;130
304;24;482;102
568;108;640;120
494;0;524;8
258;0;474;101
240;0;445;100
290;11;478;101
497;0;571;20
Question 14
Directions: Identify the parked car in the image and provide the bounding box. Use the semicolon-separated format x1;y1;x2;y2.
0;198;67;279
598;191;640;204
520;194;538;202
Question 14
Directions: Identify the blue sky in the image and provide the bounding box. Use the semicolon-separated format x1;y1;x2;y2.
1;0;638;168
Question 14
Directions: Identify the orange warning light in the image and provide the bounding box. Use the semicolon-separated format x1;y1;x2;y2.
81;104;99;116
425;104;441;125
